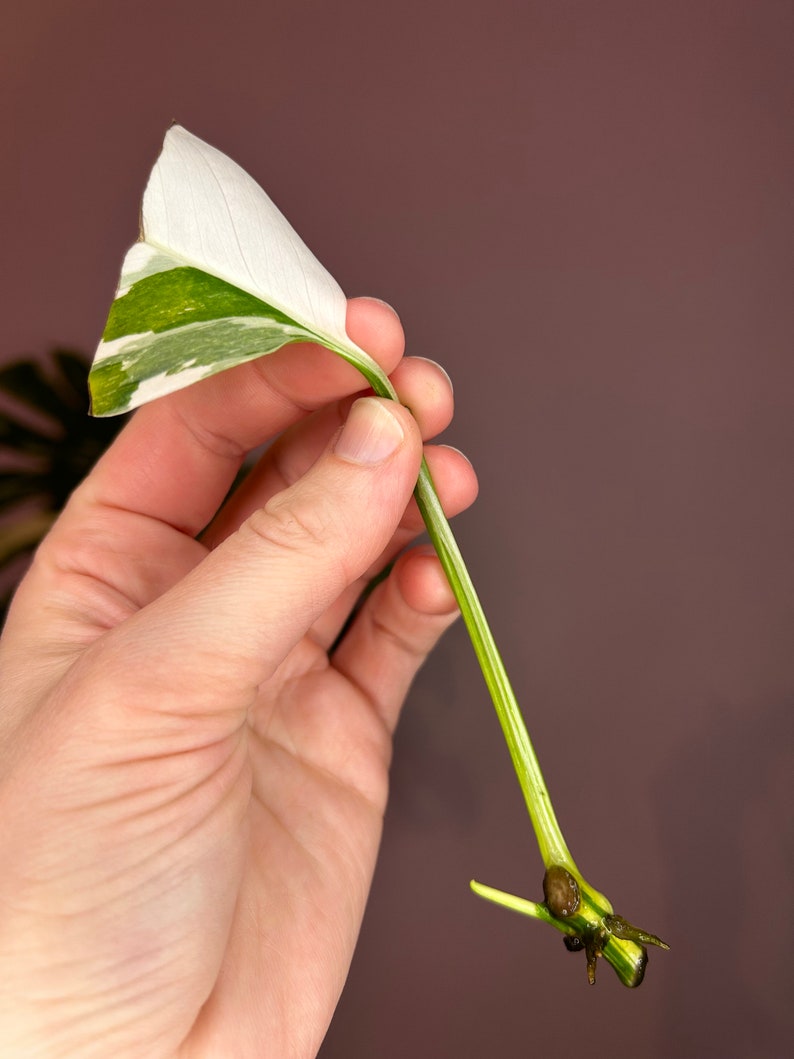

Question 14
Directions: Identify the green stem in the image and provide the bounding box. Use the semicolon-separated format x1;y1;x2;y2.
413;459;574;870
469;880;566;932
331;347;573;871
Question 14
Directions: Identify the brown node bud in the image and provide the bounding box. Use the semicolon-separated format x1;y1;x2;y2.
543;865;580;918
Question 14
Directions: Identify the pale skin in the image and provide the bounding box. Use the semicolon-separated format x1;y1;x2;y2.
0;299;478;1058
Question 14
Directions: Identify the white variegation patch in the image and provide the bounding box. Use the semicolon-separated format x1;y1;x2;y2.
117;243;183;295
129;362;219;408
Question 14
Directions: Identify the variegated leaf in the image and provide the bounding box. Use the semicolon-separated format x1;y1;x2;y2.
89;126;381;416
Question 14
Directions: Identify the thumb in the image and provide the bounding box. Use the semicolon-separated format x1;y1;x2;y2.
102;397;424;712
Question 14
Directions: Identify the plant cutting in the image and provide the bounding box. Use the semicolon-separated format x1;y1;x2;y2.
89;125;667;986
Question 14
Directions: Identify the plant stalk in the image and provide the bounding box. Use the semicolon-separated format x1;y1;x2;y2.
334;349;574;870
413;459;575;870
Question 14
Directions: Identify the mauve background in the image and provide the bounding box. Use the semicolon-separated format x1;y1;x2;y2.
2;1;793;1056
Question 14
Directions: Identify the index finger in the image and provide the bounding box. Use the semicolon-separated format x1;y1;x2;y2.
81;298;405;536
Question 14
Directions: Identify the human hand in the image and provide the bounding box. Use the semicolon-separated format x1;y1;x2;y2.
0;298;477;1058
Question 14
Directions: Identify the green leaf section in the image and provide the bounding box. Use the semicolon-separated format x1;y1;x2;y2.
102;265;300;341
90;264;324;415
90;317;312;416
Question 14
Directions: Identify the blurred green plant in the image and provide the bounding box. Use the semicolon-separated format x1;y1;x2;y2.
0;350;125;622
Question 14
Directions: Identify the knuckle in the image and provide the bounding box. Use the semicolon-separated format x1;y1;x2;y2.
245;492;340;559
369;610;426;661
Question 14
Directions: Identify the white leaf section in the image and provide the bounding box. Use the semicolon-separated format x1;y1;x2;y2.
143;126;372;365
116;243;182;296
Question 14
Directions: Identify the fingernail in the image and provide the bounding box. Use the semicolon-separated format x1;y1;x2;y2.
351;295;401;322
334;398;404;465
438;443;472;467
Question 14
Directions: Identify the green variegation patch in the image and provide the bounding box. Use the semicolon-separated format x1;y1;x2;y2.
91;262;319;414
91;316;313;416
102;267;304;342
